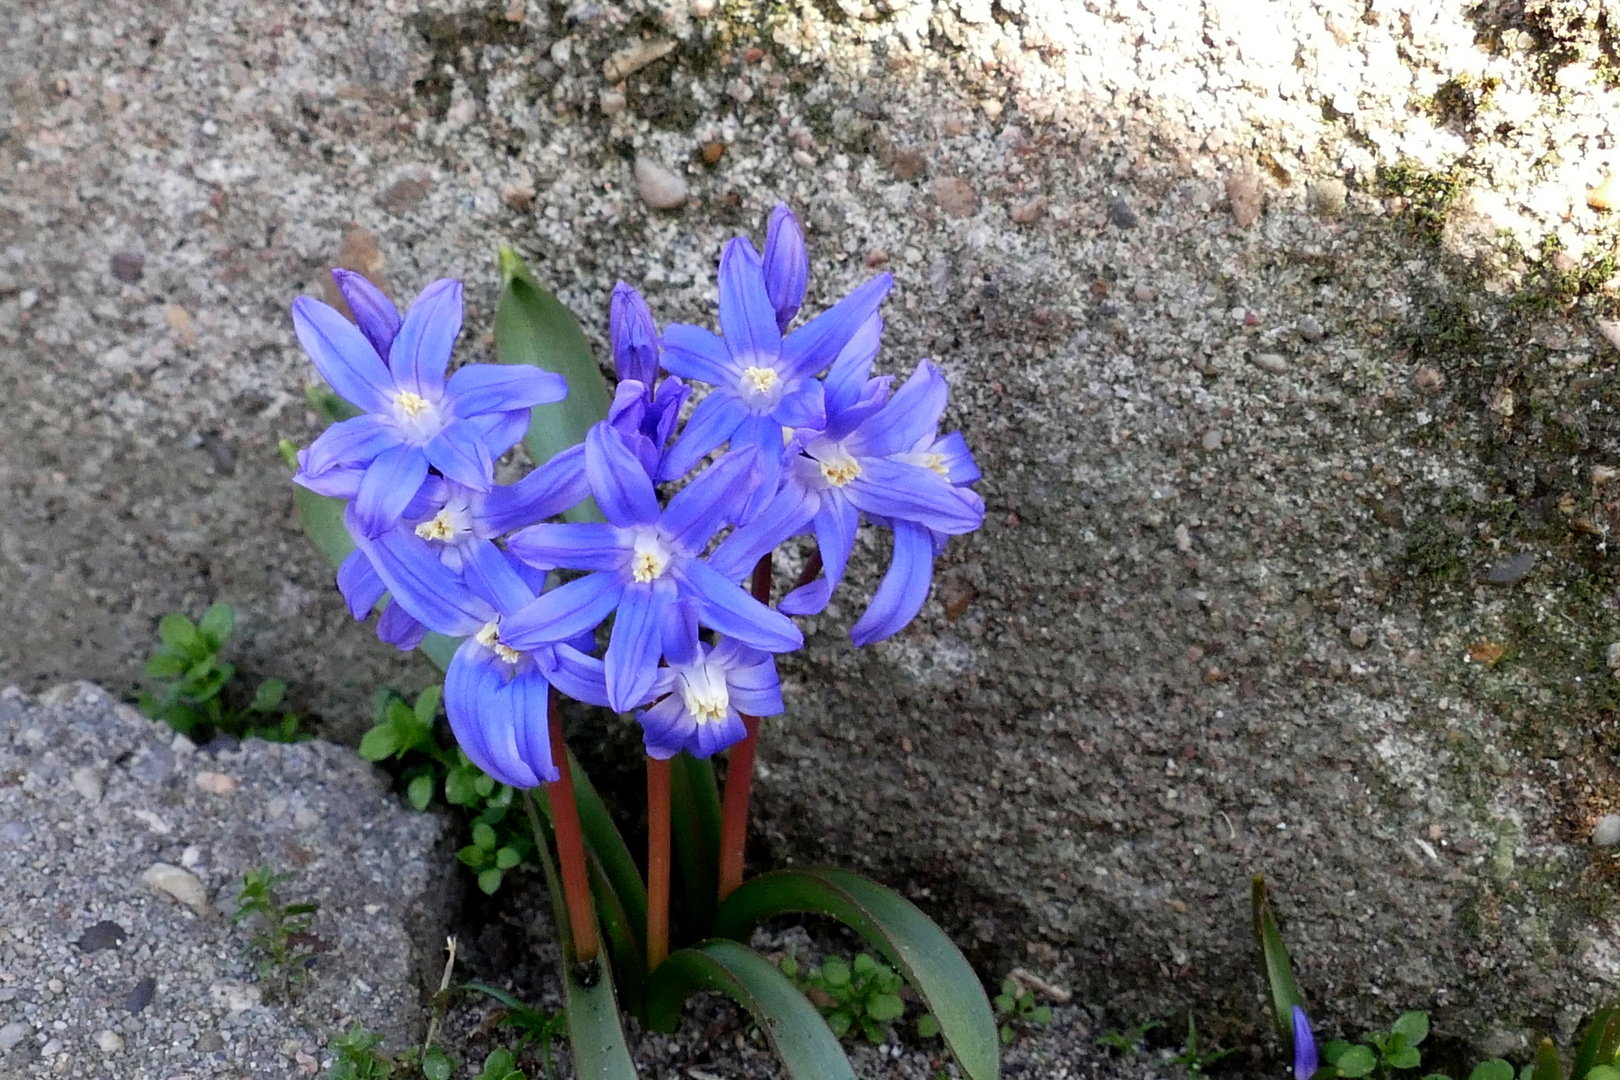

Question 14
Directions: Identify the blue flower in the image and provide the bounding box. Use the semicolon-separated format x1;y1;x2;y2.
501;423;802;712
713;352;983;646
657;205;893;492
607;283;690;477
348;513;608;788
1292;1006;1319;1080
292;271;568;536
637;638;783;760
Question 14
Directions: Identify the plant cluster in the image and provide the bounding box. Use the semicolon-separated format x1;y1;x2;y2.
231;867;319;999
139;603;301;742
782;951;907;1044
992;975;1054;1047
326;1027;525;1080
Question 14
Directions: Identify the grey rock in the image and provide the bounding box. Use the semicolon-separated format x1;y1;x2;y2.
1594;815;1620;847
0;1022;29;1051
634;157;688;210
1252;352;1289;373
1298;314;1325;341
1107;197;1138;228
123;978;156;1015
1486;552;1536;584
74;920;127;953
70;765;102;803
141;862;210;914
109;252;145;283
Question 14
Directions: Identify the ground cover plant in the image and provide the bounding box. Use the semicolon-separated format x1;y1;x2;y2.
283;205;998;1079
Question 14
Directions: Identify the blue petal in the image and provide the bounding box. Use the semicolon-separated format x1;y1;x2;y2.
469;408;531;459
657;388;749;482
337;549;386;619
604;580;674;711
349;515;488;636
387;279;462;397
303;415;397;476
849;521;933;646
500;571;624;649
650;376;690;448
708;485;817;581
332;269;402;359
660;323;738;385
780;492;858;617
376;601;428;651
293;461;364;499
779;273;892;380
510;665;559;785
714;639;785;715
446;363;568;416
638;694;693;761
353;444;430;537
823;313;884;419
762;204;808;331
683;559;802;654
932;431;981;484
611;282;660;385
445;642;542;788
424;417;495;491
484;442;589;532
586;423;660;526
692;708;748;758
292;297;395;412
661;447;761;554
542;643;611;708
461;540;537;617
1292;1008;1319;1080
507;522;625;572
660;594;701;667
716;238;782;362
845;458;984;535
771;378;825;429
853;360;948;457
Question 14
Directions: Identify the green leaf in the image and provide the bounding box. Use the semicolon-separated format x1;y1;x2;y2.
587;853;647;1022
520;792;641;1080
359;725;402;762
407;774;435;811
1252;875;1305;1058
474;773;495;798
495;846;523;871
293;485;357;568
993;994;1014;1014
421;1048;453;1080
714;867;999;1080
1532;1039;1562;1080
1570;1006;1620;1080
445;769;478;806
144;652;189;679
1324;1041;1352;1065
473;822;498;850
917;1014;940;1038
868;993;905;1023
414;686;442;728
478;867;505;895
827;1010;853;1039
1028;1006;1052;1025
305;384;362;425
1471;1061;1517;1080
159;614;201;654
669;751;721;934
822;956;851;988
250;678;286;712
458;845;486;868
1393;1012;1430;1048
1338;1045;1377;1078
198;603;235;648
1585;1067;1620;1080
1387;1045;1422;1070
1000;1024;1014;1046
495;247;611;522
647;940;856;1080
568;750;648;955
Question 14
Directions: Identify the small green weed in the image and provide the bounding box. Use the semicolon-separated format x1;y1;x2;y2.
1097;1018;1161;1058
782;951;906;1044
993;975;1052;1046
471;1049;526;1080
1320;1010;1431;1078
1170;1013;1234;1076
327;1026;393;1080
231;867;318;1000
140;603;301;742
466;982;567;1080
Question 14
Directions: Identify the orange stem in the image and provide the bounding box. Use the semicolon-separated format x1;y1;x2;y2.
646;756;671;970
717;553;773;902
545;687;598;963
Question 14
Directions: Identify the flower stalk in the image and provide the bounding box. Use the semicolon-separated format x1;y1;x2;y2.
717;553;773;901
646;756;671;970
545;687;598;964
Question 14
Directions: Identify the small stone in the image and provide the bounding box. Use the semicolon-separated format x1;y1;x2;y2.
95;1030;124;1053
376;178;432;212
1107;197;1138;228
141;862;210;914
164;305;193;333
293;807;320;830
1297;315;1324;341
1251;352;1288;374
1201;429;1223;451
196;1031;224;1053
1010;196;1046;224
701;141;725;165
194;771;237;795
599;89;626;115
634;157;688;210
890;149;926;181
1490;388;1515;417
501;180;535;211
931;176;978;218
1594;465;1618;486
690;0;715;14
209;980;263;1014
0;1022;29;1051
1308;179;1347;217
1485;552;1535;584
125;977;157;1015
1349;627;1370;649
1605;642;1620;672
71;765;103;803
1588;175;1618;212
110;252;145;283
1132;283;1158;303
602;39;675;82
1226;168;1263;228
1415;367;1446;392
1593;814;1620;847
75;920;128;953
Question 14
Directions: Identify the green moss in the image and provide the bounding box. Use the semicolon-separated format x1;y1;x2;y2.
1376;160;1467;244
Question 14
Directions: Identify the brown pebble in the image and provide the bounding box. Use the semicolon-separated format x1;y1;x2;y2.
744;46;764;64
501;182;535;211
1415;367;1445;391
164;305;192;332
701;142;725;165
931;176;978;218
1226;168;1263;228
376;178;432;213
1589;175;1618;211
864;248;889;269
194;771;238;795
1010;196;1046;224
322;229;389;317
891;149;926;181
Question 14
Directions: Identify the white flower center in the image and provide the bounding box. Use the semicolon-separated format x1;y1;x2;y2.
921;452;949;479
818;448;862;487
629;532;674;583
414;507;466;543
391;390;444;444
741;366;779;394
475;621;522;665
395;391;430;417
679;665;730;726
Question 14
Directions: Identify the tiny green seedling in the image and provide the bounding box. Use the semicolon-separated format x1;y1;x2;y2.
232;867;318;999
1321;1010;1430;1078
993;975;1052;1046
327;1025;393;1080
471;1048;526;1080
140;603;301;742
1170;1013;1235;1076
783;951;907;1044
466;982;568;1080
1097;1018;1162;1058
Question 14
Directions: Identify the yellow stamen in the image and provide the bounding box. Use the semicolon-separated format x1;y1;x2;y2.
819;452;862;487
741;366;779;394
680;668;730;725
631;549;668;583
395;390;430;417
475;622;521;665
415;510;456;541
922;452;949;479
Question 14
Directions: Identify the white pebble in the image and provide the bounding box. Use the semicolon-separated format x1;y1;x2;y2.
141;862;210;914
70;766;103;803
0;1022;28;1051
1594;815;1620;847
95;1029;124;1053
635;157;688;210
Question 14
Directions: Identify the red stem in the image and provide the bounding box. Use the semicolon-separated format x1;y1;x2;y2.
646;756;671;970
545;687;598;964
718;553;773;902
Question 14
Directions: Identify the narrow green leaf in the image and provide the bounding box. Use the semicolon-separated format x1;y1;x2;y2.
588;853;647;1021
198;603;235;648
1533;1039;1562;1080
414;685;442;727
1570;1006;1620;1080
647;940;855;1080
407;774;435;811
568;749;648;954
521;792;641;1080
495;247;610;522
293;486;356;568
714;867;998;1080
1585;1067;1620;1080
669;751;721;934
358;725;402;762
1393;1011;1430;1047
1252;875;1304;1057
1470;1061;1516;1080
305;385;362;425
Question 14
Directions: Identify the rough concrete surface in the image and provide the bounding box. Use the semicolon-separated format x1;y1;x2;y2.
0;682;448;1078
7;0;1620;1062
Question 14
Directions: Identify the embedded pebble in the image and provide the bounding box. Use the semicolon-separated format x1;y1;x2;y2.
1107;197;1138;228
1251;352;1288;374
1486;553;1536;584
70;765;103;802
124;977;156;1015
931;176;978;217
1226;169;1263;227
1297;315;1324;341
599;89;626;115
0;1022;29;1051
1010;196;1046;224
95;1029;125;1053
110;252;145;283
1201;429;1223;451
194;770;238;795
75;920;128;953
140;862;210;914
1132;282;1158;303
634;157;687;210
1308;179;1346;217
1415;367;1446;392
602;39;675;82
1349;627;1371;649
1594;815;1620;847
